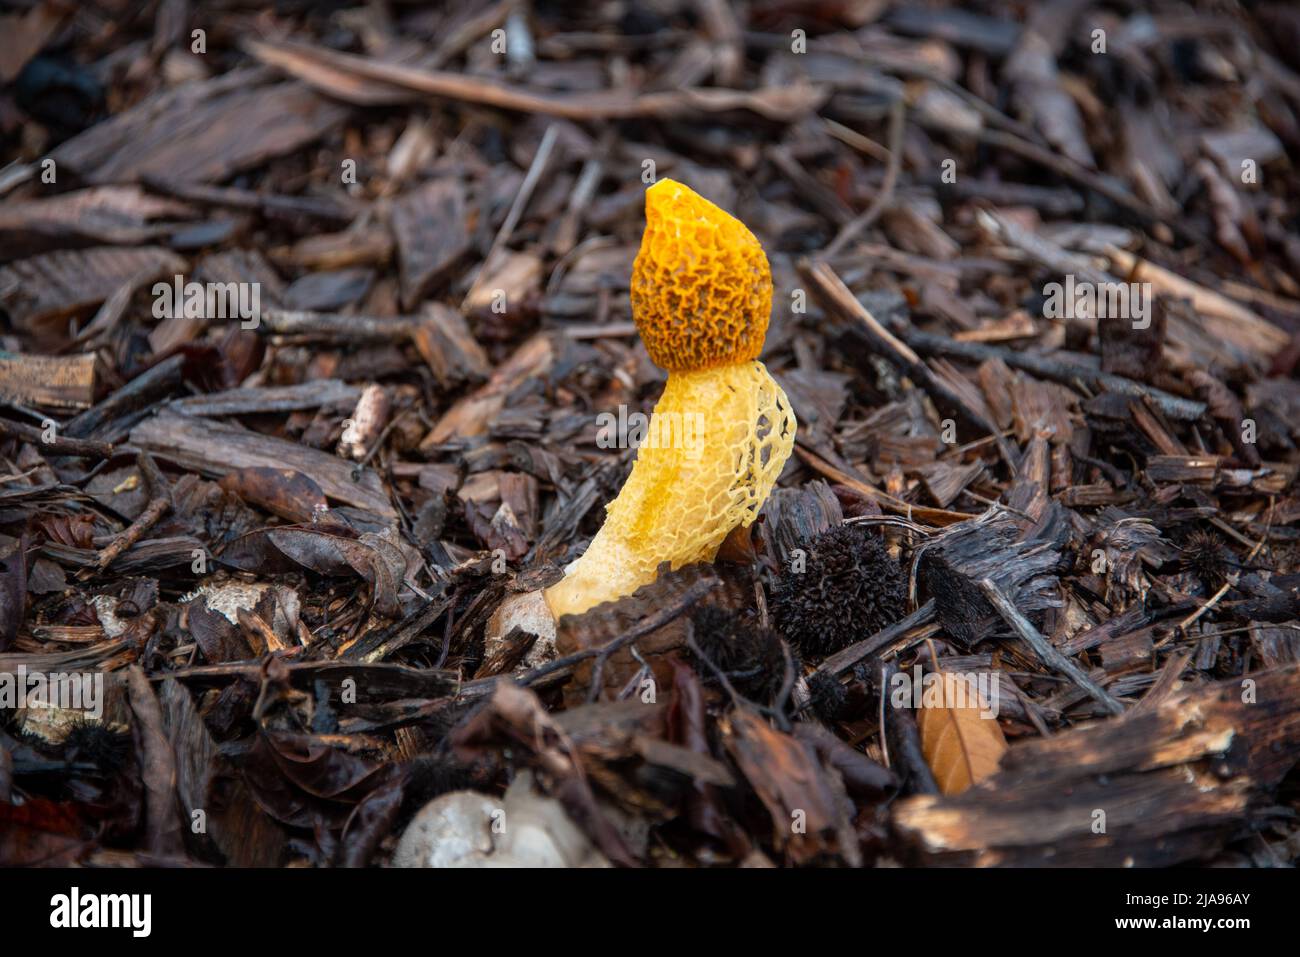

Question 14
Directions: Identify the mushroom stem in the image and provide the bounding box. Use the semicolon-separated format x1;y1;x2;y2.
544;360;794;619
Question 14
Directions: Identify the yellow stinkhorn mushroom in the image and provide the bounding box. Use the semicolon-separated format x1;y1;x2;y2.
543;179;796;619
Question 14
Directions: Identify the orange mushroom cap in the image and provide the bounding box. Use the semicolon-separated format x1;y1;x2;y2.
630;179;772;372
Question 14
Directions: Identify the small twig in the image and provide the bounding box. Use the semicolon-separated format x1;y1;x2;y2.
980;578;1125;716
487;578;717;697
794;443;972;526
770;640;798;731
976;207;1114;287
140;174;355;226
462;123;559;308
93;452;172;572
842;515;939;536
257;307;415;343
552;151;606;257
878;662;891;769
816;600;937;677
685;635;751;708
1167;506;1273;642
767;144;854;225
823;97;905;257
1174;581;1233;635
0;417;114;459
247;36;824;123
822;116;891;162
0;466;40;484
880;660;940;794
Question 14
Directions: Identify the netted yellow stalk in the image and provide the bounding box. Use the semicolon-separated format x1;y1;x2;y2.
544;180;796;620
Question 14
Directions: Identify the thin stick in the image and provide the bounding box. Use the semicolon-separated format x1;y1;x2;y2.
842;515;939;536
816;600;937;677
247;37;823;122
1167;509;1272;641
93;453;172;572
498;578;717;696
823;97;905;257
462;123;559;308
0;417;113;459
1174;581;1233;635
822;116;891;162
980;579;1125;716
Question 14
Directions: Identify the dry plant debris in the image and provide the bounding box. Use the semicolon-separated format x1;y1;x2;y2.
2;0;1300;869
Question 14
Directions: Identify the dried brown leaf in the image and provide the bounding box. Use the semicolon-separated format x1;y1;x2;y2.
916;667;1008;795
219;467;327;523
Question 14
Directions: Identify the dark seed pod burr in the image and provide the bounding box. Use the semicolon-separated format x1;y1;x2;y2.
770;523;908;658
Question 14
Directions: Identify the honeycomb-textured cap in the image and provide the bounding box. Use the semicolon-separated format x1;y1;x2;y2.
631;179;772;371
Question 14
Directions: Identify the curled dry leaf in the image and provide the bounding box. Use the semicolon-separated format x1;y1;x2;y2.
219;467;327;524
242;730;396;831
218;526;404;617
916;668;1008;795
35;513;97;549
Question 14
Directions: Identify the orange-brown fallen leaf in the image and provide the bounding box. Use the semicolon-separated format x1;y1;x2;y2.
916;666;1008;795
